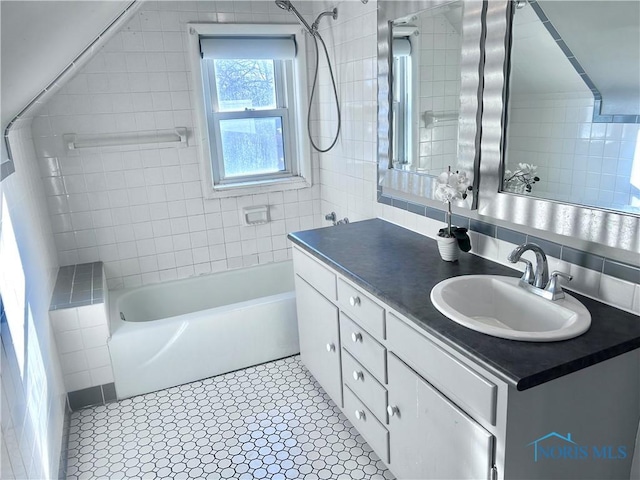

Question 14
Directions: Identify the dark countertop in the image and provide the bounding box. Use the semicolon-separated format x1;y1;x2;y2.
288;219;640;391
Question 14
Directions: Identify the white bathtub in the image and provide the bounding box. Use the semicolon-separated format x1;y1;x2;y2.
108;261;299;399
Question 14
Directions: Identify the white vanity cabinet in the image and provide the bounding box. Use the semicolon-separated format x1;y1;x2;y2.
292;248;342;408
387;353;494;479
292;245;639;480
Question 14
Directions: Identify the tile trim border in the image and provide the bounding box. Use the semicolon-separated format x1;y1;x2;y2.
379;192;639;284
67;382;118;412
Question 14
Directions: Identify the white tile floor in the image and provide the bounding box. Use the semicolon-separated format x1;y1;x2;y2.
65;356;394;480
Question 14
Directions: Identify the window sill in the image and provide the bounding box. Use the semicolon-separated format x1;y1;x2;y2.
204;175;311;199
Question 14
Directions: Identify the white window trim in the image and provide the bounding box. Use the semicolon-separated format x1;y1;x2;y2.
187;23;312;199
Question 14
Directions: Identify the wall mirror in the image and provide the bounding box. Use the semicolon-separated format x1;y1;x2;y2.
502;0;640;214
479;0;640;253
377;0;485;209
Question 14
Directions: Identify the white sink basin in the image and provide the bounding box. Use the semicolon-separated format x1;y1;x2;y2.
430;275;591;342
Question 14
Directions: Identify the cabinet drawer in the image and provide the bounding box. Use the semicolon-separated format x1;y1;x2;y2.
337;279;385;340
343;386;389;464
340;314;387;383
342;349;388;423
387;313;497;425
293;246;337;301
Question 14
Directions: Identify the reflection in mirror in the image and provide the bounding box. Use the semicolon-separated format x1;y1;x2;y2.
391;2;463;175
503;0;640;214
378;0;484;209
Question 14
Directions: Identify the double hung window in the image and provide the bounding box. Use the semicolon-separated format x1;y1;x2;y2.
190;24;310;195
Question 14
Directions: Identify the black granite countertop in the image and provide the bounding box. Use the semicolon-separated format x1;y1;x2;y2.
288;219;640;391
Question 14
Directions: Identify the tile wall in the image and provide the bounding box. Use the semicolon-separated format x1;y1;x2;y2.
314;0;379;223
31;1;326;290
49;262;114;393
1;123;67;480
416;10;461;175
507;93;640;210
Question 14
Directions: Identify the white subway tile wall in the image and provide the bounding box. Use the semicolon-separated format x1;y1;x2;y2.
315;0;379;223
32;1;325;290
507;94;640;209
416;10;461;174
1;122;67;480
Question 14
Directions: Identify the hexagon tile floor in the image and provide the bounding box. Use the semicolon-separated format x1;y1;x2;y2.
65;355;394;480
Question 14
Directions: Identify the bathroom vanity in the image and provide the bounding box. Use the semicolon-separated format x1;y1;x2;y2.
289;219;640;480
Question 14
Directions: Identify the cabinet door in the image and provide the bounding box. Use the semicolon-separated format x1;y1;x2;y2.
387;353;494;480
295;275;342;407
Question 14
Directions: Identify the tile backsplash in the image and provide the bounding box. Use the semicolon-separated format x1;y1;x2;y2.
379;195;640;315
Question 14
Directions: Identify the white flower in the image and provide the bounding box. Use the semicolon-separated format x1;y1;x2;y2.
435;183;459;203
435;168;470;203
517;163;537;175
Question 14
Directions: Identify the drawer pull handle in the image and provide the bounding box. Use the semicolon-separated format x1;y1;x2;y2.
326;343;336;352
387;405;399;417
353;370;364;381
349;296;361;307
351;332;363;343
354;410;366;420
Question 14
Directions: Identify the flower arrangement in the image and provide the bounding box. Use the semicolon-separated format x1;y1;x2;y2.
503;163;540;194
434;167;472;238
434;167;472;261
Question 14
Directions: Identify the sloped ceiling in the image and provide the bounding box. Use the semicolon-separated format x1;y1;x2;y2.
539;0;640;115
1;0;131;129
511;0;640;115
510;4;590;97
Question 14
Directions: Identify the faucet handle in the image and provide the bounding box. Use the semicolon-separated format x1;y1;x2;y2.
545;271;573;300
517;259;535;285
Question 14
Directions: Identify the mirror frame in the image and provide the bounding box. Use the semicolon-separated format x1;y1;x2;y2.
478;0;640;254
377;0;486;209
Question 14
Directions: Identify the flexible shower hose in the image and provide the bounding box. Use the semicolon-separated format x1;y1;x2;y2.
308;32;341;153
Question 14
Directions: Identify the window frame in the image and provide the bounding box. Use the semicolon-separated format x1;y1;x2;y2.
188;23;311;198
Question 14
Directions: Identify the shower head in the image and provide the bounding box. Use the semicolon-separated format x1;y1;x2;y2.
275;0;292;11
274;0;314;34
275;0;337;36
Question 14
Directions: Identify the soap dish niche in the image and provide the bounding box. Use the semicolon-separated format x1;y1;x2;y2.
242;205;270;226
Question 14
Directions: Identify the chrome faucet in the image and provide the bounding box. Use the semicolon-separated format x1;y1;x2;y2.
508;243;549;288
325;212;349;226
508;243;573;301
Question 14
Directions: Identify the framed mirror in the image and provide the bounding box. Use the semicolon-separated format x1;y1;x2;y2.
479;0;640;253
377;0;486;209
503;0;640;213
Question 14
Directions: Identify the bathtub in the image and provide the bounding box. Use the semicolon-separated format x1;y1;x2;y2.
108;261;299;399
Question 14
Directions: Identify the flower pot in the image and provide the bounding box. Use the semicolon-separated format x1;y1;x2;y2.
436;235;459;262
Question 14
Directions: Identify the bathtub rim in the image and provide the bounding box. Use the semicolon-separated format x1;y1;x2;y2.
108;260;294;333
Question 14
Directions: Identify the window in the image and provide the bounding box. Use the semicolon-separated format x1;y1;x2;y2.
189;24;310;197
392;37;413;168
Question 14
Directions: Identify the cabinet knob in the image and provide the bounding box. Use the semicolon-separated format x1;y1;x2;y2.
387;405;399;417
326;343;336;352
354;410;366;420
349;296;361;307
353;370;364;381
351;332;363;343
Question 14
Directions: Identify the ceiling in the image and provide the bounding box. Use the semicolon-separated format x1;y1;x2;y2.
1;0;131;129
511;0;640;115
